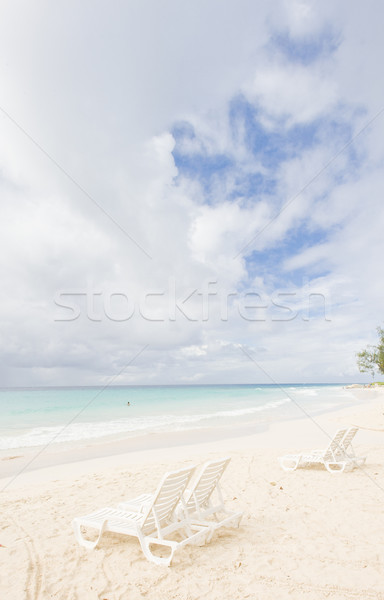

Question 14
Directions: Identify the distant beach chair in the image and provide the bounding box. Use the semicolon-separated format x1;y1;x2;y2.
278;428;365;473
72;466;210;566
119;457;243;539
339;427;367;467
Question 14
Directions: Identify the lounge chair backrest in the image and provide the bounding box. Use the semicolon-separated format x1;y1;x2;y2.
341;427;358;452
141;466;195;536
323;429;348;462
184;457;230;515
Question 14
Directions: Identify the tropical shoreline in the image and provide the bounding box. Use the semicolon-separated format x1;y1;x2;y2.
1;387;382;488
0;384;370;482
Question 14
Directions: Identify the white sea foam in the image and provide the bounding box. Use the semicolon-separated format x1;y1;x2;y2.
293;389;318;396
0;397;291;449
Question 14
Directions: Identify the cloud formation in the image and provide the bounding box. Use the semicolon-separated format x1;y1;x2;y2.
0;0;383;386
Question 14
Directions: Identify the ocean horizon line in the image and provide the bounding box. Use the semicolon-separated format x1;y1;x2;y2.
0;382;357;392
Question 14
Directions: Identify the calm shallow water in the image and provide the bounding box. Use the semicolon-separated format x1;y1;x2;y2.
0;384;359;450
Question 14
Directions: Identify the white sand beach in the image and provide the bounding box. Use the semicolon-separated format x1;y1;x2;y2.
1;388;384;600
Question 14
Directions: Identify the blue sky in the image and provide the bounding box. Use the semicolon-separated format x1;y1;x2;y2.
270;29;340;65
0;0;383;386
171;62;357;298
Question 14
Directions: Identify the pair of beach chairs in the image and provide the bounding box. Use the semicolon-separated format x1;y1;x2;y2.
279;426;366;473
73;457;243;566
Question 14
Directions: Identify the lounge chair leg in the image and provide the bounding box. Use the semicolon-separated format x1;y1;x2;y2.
325;462;346;473
279;458;300;472
73;518;108;550
140;540;175;567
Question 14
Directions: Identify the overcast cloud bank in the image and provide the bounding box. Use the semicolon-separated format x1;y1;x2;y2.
0;0;383;386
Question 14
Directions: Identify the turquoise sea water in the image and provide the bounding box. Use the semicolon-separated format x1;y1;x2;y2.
0;384;359;450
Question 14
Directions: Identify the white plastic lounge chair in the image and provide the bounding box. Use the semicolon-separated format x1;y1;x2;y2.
179;457;243;536
278;428;357;473
119;457;243;538
340;427;367;467
73;466;210;566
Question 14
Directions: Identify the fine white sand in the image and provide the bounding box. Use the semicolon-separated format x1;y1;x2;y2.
1;388;384;599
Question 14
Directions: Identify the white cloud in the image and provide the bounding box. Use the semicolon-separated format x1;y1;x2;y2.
269;0;329;38
0;1;383;386
245;63;338;125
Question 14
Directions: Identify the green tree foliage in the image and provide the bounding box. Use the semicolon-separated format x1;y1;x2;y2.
356;326;384;377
